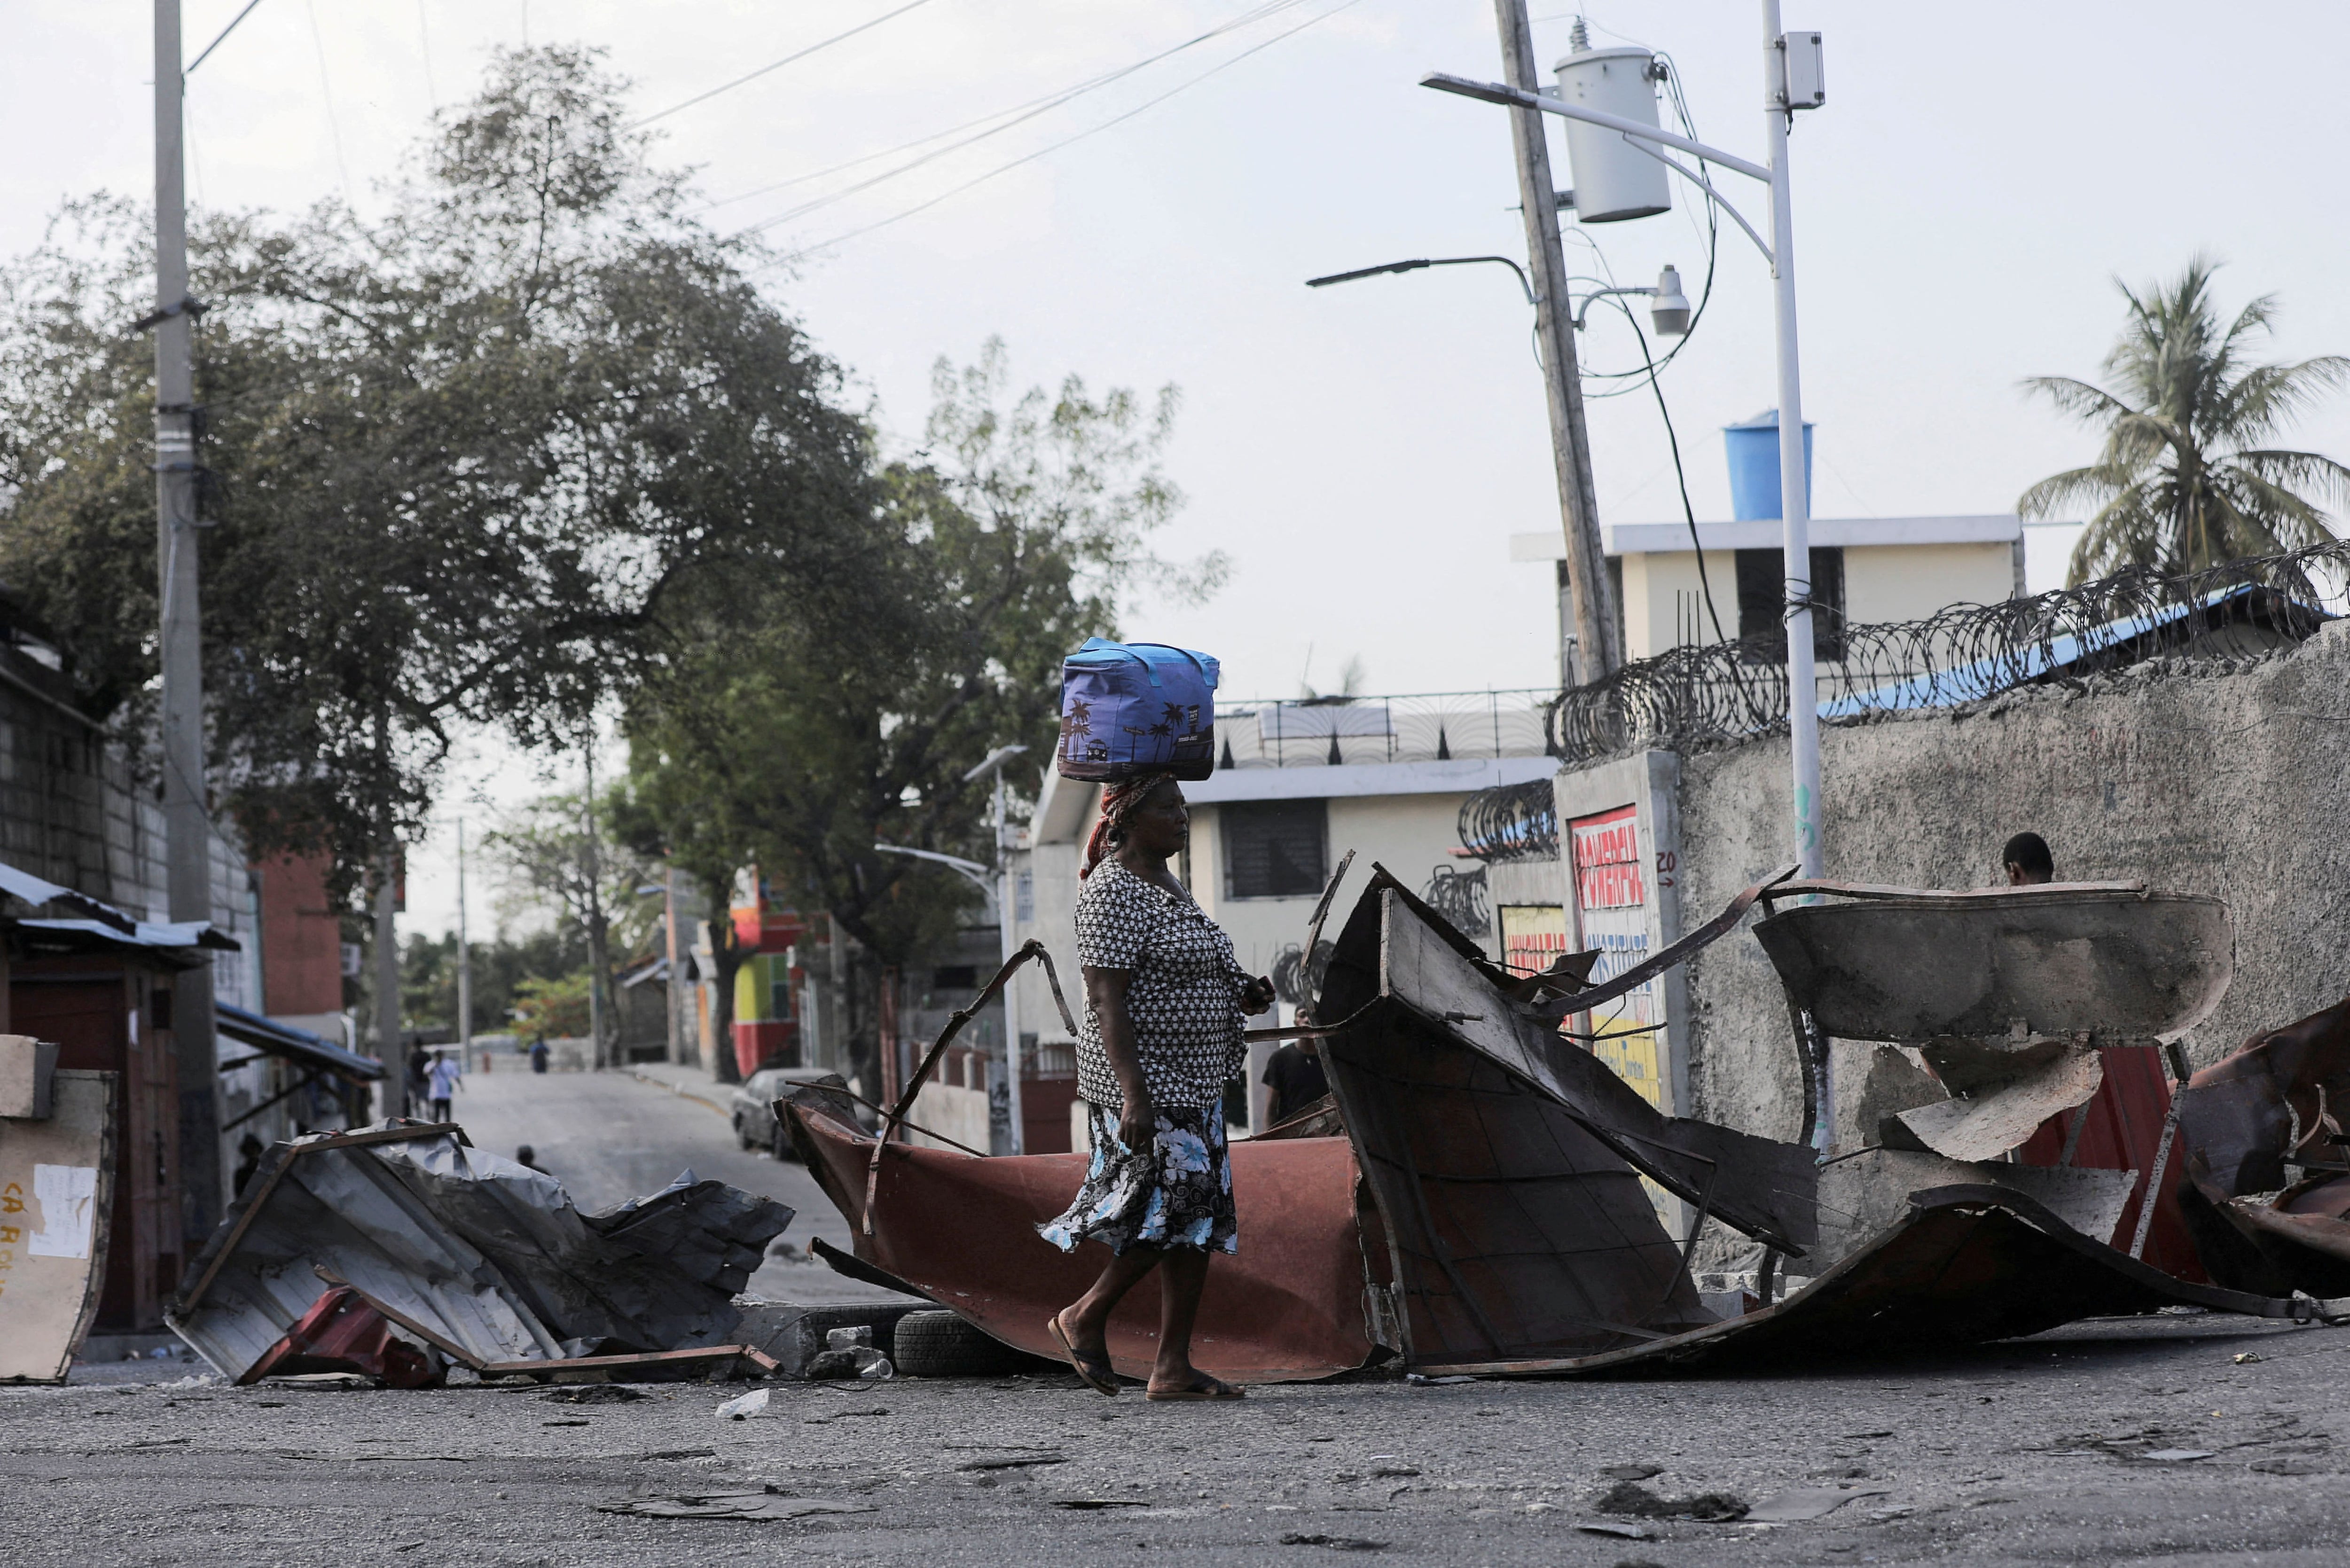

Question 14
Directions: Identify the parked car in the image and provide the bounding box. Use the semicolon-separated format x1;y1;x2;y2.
729;1067;847;1159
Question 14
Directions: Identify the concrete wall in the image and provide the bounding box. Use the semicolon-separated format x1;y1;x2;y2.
1655;620;2350;1149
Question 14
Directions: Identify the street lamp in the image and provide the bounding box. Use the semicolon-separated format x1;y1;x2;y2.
874;739;1034;1153
1421;5;1828;879
1308;254;1689;340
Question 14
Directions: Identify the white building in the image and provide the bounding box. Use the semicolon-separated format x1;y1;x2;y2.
1513;514;2025;675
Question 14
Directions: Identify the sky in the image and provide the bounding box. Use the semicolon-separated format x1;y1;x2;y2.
7;0;2349;941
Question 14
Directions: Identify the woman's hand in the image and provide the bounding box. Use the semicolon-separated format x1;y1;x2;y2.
1118;1094;1157;1155
1239;974;1277;1016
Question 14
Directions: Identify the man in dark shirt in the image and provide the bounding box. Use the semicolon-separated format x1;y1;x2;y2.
1261;1031;1330;1127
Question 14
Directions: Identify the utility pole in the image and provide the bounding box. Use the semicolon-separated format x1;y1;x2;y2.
1493;0;1618;684
663;861;684;1066
455;819;472;1066
154;0;224;1239
375;846;403;1117
993;765;1025;1155
581;741;609;1071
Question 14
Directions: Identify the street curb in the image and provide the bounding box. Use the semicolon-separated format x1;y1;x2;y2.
630;1067;732;1121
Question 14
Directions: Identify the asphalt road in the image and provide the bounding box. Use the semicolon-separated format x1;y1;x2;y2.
12;1309;2350;1566
430;1064;913;1306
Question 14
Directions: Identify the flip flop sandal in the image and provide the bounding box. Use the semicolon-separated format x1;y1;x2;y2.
1048;1312;1120;1397
1145;1374;1245;1402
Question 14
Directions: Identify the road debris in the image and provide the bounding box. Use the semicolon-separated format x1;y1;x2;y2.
542;1385;647;1404
1595;1480;1748;1521
714;1388;769;1420
1276;1534;1386;1551
597;1490;877;1521
1576;1520;1654;1539
1742;1486;1891;1521
170;1122;792;1385
2142;1449;2216;1463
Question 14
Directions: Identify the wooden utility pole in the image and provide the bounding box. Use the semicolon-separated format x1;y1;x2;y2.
1493;0;1618;683
154;0;224;1239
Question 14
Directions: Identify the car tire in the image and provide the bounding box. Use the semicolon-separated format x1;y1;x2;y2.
735;1119;756;1151
889;1310;1050;1379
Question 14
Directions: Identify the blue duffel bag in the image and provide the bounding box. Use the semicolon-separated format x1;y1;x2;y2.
1056;638;1220;782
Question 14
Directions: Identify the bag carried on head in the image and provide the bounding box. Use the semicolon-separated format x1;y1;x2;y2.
1057;638;1219;782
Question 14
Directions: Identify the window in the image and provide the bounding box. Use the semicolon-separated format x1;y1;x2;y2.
1224;800;1327;900
931;965;978;991
1734;546;1846;662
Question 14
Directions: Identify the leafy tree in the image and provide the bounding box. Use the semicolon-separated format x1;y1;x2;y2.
0;46;875;898
2020;258;2350;582
513;972;594;1042
622;340;1220;1092
401;926;588;1038
483;787;659;1069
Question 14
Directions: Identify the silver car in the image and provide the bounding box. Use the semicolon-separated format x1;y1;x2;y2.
727;1067;847;1159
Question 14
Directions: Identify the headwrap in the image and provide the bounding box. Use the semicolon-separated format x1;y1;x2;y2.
1081;771;1178;878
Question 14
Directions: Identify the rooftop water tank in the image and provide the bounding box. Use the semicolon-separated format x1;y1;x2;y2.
1551;44;1671;223
1724;410;1815;522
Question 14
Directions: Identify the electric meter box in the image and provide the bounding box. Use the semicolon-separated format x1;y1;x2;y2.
1551;45;1671;224
1776;31;1825;110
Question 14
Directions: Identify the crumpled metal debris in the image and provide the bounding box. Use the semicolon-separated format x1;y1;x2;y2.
170;1121;793;1383
2176;992;2350;1296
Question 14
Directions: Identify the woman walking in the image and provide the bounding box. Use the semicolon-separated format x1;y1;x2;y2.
1041;770;1275;1400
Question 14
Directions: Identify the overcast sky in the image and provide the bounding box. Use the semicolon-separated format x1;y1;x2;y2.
8;0;2347;940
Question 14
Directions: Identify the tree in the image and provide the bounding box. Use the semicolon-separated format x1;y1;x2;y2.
483;787;658;1070
2020;258;2350;583
0;46;876;898
513;973;594;1043
621;340;1222;1092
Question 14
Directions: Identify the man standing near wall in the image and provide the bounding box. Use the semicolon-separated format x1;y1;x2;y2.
2002;832;2055;886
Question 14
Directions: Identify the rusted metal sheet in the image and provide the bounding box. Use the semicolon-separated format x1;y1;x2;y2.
1297;874;1821;1368
1334;871;1818;1255
2174;993;2350;1295
1815;1149;2138;1267
784;1097;1379;1383
1884;1042;2104;1162
1413;1184;2337;1379
1753;884;2234;1045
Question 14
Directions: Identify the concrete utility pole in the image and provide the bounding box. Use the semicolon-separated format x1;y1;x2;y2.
375;847;403;1117
663;861;684;1066
456;819;472;1065
154;0;224;1240
1493;0;1618;684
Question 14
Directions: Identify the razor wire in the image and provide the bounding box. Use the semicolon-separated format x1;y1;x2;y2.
1457;778;1559;863
1545;541;2350;766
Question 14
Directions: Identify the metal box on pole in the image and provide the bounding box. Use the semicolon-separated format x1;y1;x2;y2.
1551;45;1671;222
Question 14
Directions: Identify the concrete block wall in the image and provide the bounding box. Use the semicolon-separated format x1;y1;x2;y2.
1652;619;2350;1148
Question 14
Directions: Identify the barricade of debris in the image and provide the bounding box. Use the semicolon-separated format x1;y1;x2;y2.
170;1122;794;1387
781;863;2350;1383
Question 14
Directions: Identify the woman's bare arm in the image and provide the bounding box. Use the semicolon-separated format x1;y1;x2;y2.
1083;965;1155;1151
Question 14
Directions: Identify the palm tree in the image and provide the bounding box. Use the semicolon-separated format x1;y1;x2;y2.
2019;258;2350;583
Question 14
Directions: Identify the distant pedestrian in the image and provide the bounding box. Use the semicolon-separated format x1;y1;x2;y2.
231;1134;267;1198
406;1042;432;1110
426;1050;463;1123
514;1145;548;1173
1040;772;1276;1402
529;1038;551;1074
2002;831;2055;886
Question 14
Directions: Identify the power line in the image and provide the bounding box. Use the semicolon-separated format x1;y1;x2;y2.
768;0;1362;263
628;0;949;131
188;0;268;74
717;0;1318;235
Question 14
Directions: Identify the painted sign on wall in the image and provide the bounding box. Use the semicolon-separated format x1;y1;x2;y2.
1568;803;1665;1111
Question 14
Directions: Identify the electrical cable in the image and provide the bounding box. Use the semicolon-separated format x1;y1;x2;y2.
1606;293;1739;665
765;0;1361;265
731;0;1323;242
703;0;1316;218
628;0;948;130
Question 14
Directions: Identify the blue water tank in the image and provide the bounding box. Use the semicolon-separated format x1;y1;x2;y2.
1724;410;1814;522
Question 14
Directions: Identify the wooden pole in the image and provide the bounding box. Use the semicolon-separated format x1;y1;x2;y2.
1493;0;1618;684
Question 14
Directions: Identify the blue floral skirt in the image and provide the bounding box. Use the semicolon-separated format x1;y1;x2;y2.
1038;1102;1238;1256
